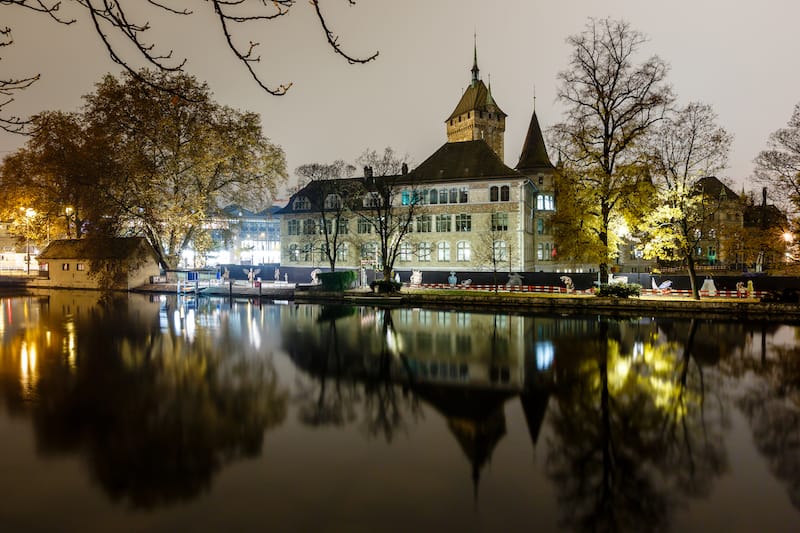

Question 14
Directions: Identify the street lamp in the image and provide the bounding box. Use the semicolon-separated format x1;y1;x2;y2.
65;206;74;238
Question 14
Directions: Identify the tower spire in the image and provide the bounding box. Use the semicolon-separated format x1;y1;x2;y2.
471;32;479;86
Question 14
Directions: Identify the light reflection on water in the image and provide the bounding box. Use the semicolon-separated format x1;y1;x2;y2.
0;291;798;532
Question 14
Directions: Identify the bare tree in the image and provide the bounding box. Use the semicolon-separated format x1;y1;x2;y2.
754;103;800;216
640;103;733;298
474;210;515;292
551;18;674;281
295;160;356;272
2;0;378;132
351;147;415;285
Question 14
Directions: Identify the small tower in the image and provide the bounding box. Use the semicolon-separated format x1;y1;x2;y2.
445;41;506;161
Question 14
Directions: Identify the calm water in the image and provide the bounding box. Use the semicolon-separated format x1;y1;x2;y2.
0;292;799;532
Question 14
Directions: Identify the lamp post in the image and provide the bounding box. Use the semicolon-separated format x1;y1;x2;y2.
22;208;36;275
65;206;74;238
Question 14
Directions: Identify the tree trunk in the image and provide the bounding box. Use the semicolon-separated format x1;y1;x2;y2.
686;254;700;300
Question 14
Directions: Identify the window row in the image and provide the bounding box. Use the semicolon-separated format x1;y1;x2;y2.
285;240;511;263
287;213;506;236
60;263;86;271
402;187;469;206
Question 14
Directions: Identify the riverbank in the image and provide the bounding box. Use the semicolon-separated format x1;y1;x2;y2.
125;281;800;320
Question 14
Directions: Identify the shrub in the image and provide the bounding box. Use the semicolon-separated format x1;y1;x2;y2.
596;282;642;298
370;279;402;293
317;270;357;291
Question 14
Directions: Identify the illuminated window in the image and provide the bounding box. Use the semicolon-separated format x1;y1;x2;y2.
399;242;412;261
438;241;450;261
76;263;85;271
457;241;471;261
418;242;432;261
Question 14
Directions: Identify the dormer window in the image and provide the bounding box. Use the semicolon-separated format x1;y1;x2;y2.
293;196;310;210
324;194;341;209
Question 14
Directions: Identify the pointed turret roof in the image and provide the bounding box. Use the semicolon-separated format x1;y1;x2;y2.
446;43;506;122
516;110;554;173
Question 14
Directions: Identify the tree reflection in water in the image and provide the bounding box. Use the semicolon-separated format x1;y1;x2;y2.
0;293;288;508
729;333;800;509
545;318;728;532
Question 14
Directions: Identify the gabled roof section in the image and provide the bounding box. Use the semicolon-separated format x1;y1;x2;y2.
696;176;739;200
516;110;554;173
446;80;506;122
744;204;787;229
38;237;155;261
410;140;523;182
275;178;365;215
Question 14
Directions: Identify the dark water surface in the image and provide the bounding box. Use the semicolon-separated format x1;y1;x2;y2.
1;292;799;532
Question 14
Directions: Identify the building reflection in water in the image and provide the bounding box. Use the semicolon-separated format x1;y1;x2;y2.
1;293;799;529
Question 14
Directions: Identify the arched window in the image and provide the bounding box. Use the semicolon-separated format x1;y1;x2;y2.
490;186;499;202
457;241;471;262
500;185;510;201
438;241;451;261
418;242;432;261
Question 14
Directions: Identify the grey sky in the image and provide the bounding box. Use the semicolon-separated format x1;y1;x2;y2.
1;0;797;198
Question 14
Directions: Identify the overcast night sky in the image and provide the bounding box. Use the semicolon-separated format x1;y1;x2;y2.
1;0;798;198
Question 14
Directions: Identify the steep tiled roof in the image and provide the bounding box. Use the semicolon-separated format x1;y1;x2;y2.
516;110;554;173
410;140;523;182
446;80;506;122
695;176;739;200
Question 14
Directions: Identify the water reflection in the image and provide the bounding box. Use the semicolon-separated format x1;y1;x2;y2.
0;294;798;530
0;292;288;508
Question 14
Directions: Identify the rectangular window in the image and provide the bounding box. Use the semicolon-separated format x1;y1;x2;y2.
459;187;469;203
457;241;471;261
416;215;432;233
455;214;471;232
76;263;85;271
493;240;508;261
537;243;544;260
537;218;544;235
336;243;348;261
287;219;300;236
418;242;432;261
320;219;332;235
302;219;316;235
361;243;376;260
302;244;313;261
439;189;448;204
399;243;412;262
491;212;508;232
401;190;410;206
62;263;69;271
438;241;450;261
436;215;451;232
337;218;349;235
358;218;372;234
429;189;438;205
536;194;554;211
449;188;458;204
